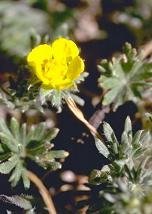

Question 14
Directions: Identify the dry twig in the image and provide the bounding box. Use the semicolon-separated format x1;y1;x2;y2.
66;98;102;140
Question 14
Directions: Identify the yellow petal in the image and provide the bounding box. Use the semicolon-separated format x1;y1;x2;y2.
27;44;52;67
27;38;85;91
34;65;50;85
42;78;73;90
67;56;85;80
52;38;79;60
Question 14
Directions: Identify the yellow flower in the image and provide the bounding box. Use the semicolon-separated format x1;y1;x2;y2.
27;38;85;90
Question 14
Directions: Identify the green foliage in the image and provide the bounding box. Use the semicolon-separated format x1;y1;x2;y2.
0;0;75;58
94;137;110;158
127;0;152;44
26;0;48;11
0;1;50;57
51;9;75;39
98;43;152;110
89;117;152;213
0;67;88;112
39;77;87;111
0;117;68;188
0;194;34;213
145;112;152;121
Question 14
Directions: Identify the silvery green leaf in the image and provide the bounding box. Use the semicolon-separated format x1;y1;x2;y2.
70;94;85;106
31;123;45;141
103;122;119;155
101;77;120;89
124;117;132;143
0;155;18;174
39;88;53;105
0;132;19;152
10;117;20;141
20;123;27;145
0;119;13;139
9;161;23;187
0;194;33;210
102;86;121;106
22;169;30;189
103;122;118;143
46;150;69;160
51;90;62;108
124;117;132;134
121;132;130;149
44;128;59;142
95;137;110;158
140;131;151;145
26;123;45;144
133;130;143;145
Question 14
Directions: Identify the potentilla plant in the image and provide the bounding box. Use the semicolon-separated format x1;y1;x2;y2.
0;35;151;214
0;37;89;214
27;38;98;139
0;37;88;213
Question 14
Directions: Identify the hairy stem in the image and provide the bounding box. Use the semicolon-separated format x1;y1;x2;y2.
27;170;56;214
89;105;110;129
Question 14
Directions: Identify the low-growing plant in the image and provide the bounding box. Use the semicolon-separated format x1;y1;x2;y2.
0;32;151;213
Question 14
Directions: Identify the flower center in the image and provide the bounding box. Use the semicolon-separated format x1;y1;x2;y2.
41;58;68;82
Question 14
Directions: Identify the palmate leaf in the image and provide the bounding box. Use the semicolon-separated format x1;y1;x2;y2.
0;118;30;188
0;117;68;188
98;43;152;110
